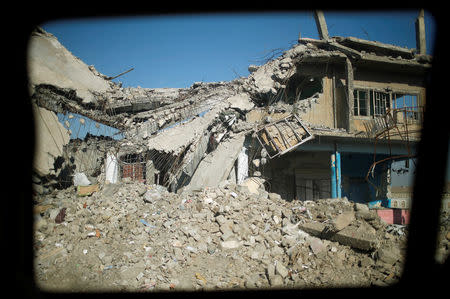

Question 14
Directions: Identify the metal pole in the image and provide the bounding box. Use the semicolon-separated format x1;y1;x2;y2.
336;151;342;198
331;153;337;198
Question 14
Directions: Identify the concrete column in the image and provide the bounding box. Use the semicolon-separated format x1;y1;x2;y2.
314;10;329;40
345;57;355;132
415;9;426;55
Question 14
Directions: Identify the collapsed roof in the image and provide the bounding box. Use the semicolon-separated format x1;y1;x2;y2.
28;25;432;190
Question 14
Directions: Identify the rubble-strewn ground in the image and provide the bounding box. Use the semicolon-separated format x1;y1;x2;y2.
32;180;448;293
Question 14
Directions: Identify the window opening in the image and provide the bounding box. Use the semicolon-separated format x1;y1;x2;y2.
393;93;420;121
373;90;390;116
353;90;368;116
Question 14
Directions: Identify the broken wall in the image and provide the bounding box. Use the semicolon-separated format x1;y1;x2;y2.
33;103;70;177
260;150;331;201
298;76;334;129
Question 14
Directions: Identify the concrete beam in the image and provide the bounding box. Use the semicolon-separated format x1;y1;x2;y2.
299;221;377;251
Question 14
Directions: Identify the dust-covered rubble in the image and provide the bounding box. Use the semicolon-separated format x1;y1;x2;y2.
33;180;411;292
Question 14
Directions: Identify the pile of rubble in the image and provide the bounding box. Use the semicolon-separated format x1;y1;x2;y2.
33;180;409;292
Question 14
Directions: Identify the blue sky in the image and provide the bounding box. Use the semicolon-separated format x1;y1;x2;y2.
41;10;436;89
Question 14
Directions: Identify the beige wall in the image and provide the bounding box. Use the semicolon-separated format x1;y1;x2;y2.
299;77;335;128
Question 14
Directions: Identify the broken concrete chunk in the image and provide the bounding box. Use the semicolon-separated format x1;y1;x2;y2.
219;240;243;250
252;159;260;168
376;246;401;265
73;172;91;187
248;65;259;73
144;188;162;202
332;211;355;231
309;236;326;255
273;262;287;280
299;221;377;251
227;93;255;112
268;193;282;201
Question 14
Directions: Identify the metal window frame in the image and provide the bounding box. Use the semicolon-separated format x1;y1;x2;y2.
255;114;314;159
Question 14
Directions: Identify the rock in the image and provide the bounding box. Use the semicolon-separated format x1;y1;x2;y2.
227;93;255;112
376;246;401;265
219;240;243;250
120;262;146;281
248;65;259;73
309;236;326;255
136;184;147;196
34;215;48;231
268;193;281;201
258;189;269;200
54;208;67;224
269;274;283;287
241;177;265;195
215;215;227;225
73;172;91;186
275;261;289;278
266;264;275;277
252;159;260;168
354;203;369;212
236;184;250;195
332;211;355;231
260;148;268;158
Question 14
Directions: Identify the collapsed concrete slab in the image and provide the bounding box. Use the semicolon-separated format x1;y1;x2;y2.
32;103;70;177
145;102;228;155
185;132;246;191
27;27;111;104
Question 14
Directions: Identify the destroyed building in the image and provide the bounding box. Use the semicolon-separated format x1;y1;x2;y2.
26;12;450;293
28;12;446;225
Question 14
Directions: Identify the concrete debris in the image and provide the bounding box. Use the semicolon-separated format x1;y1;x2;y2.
27;28;110;104
185;133;246;191
29;26;433;196
33;181;415;292
332;210;356;231
227;93;254;112
27;24;444;293
73;172;91;187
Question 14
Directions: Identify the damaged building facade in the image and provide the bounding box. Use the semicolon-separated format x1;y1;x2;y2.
28;12;446;225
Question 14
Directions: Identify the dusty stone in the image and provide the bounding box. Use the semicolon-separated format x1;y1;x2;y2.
120;262;146;281
275;261;289;278
268;193;282;201
269;274;283;287
333;211;355;231
252;159;260;168
309;236;326;255
376;246;401;265
219;240;243;250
